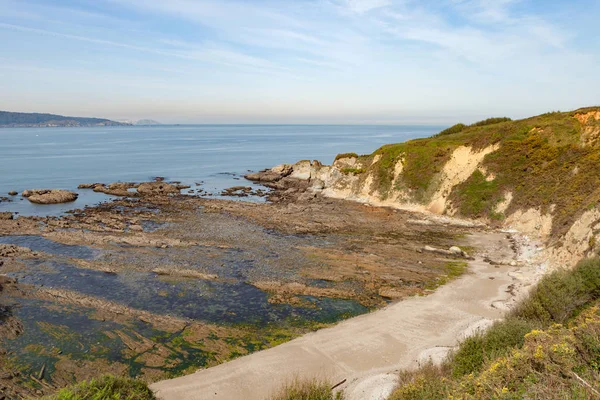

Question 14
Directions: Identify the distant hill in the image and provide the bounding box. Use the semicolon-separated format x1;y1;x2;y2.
0;111;130;128
135;119;161;126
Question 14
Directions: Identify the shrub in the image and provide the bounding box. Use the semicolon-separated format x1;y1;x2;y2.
436;123;466;136
47;375;155;400
271;378;344;400
388;257;600;399
449;317;536;377
389;362;451;400
470;117;512;127
511;257;600;325
334;153;358;162
340;168;366;175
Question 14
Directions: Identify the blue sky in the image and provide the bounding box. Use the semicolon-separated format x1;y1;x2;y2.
0;0;599;124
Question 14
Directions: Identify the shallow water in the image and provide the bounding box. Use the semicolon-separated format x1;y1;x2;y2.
1;233;367;385
12;257;366;325
3;297;212;381
0;235;98;259
0;125;440;216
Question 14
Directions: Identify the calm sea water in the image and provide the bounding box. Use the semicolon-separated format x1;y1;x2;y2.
0;125;441;216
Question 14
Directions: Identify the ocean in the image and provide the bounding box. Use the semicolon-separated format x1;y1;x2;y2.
0;124;441;216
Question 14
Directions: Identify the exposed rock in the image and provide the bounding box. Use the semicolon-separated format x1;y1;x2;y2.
86;182;140;197
449;246;464;256
0;244;33;258
0;212;12;220
137;182;180;196
221;186;253;197
245;164;293;182
78;183;103;189
22;189;78;204
7;191;17;196
423;245;471;259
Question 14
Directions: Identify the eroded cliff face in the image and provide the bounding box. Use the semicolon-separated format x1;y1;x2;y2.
253;108;600;270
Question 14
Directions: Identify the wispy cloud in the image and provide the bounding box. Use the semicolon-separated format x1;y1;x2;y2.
342;0;392;13
0;0;598;122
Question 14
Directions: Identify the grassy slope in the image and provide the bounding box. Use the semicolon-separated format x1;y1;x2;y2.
388;257;600;400
349;107;600;238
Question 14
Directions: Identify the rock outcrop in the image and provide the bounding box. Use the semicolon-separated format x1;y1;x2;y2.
22;189;78;204
246;107;600;271
137;182;180;196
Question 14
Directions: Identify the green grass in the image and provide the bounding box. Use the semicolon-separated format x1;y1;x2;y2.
271;378;344;400
451;169;501;218
334;153;359;161
44;376;155;400
424;261;468;290
373;139;455;200
437;123;467;136
388;257;600;400
350;107;600;237
510;257;600;325
470;117;512;127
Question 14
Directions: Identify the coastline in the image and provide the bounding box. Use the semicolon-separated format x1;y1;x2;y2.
0;176;494;398
151;227;546;400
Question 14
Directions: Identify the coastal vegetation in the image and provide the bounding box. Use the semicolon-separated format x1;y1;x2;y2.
345;107;600;239
275;257;600;399
45;376;155;400
388;257;600;399
334;153;359;161
271;379;344;400
340;167;366;175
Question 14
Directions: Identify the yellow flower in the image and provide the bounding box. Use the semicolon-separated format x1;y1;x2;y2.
534;345;544;360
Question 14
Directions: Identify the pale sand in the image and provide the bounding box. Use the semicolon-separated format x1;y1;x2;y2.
151;231;544;400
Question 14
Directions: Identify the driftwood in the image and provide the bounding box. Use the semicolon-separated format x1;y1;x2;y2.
331;379;347;390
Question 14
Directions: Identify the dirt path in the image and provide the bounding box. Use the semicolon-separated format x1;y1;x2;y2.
151;230;544;400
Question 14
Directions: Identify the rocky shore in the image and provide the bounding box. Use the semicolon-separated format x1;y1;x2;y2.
0;172;505;398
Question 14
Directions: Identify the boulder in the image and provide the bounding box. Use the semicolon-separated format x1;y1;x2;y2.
0;212;13;220
137;182;180;196
22;189;78;204
245;164;293;183
449;246;463;255
8;191;17;196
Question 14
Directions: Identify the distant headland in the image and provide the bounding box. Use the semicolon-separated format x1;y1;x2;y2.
0;111;130;128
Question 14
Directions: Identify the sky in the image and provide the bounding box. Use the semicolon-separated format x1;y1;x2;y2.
0;0;599;124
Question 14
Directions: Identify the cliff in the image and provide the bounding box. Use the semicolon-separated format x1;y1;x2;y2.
251;107;600;269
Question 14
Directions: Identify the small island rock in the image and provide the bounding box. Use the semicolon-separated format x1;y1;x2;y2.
22;189;78;204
